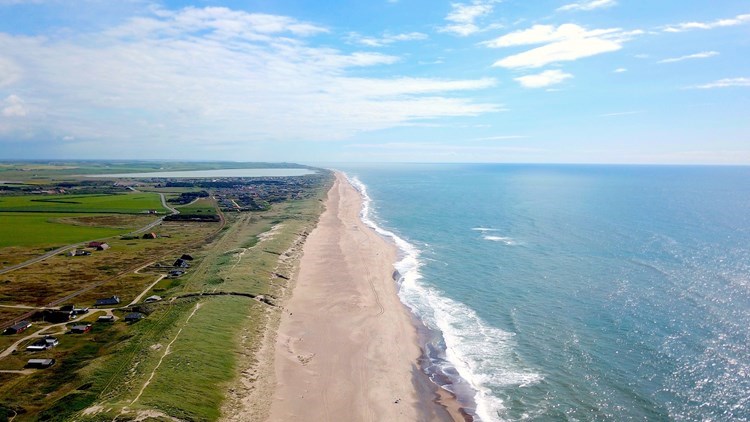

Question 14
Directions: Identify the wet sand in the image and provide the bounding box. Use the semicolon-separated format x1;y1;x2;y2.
267;172;455;421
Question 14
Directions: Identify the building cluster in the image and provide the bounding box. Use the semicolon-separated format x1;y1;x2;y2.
159;175;327;212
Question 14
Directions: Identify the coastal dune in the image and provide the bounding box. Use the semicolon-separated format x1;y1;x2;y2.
268;173;448;421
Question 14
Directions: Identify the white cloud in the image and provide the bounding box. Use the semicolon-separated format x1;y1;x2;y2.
0;56;22;87
1;94;27;117
614;67;627;72
514;69;573;88
658;51;719;63
474;135;528;140
663;13;750;32
689;77;750;89
483;23;619;47
347;31;428;47
557;0;616;12
0;7;500;146
439;0;500;36
486;24;640;68
600;110;645;117
493;37;622;68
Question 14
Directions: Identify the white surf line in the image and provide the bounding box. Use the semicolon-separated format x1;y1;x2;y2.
130;302;202;405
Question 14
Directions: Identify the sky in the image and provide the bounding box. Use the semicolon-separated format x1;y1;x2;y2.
0;0;748;164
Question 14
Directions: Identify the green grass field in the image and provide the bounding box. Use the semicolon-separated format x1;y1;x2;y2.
0;193;165;214
0;213;139;248
175;197;218;216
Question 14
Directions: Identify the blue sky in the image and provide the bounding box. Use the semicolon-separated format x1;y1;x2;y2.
0;0;748;163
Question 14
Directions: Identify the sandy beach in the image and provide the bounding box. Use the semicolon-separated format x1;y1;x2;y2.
267;173;453;421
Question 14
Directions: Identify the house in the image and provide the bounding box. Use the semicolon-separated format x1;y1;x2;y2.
26;339;51;351
144;295;162;303
70;324;92;334
173;259;189;268
88;241;105;248
26;358;55;369
97;315;115;323
180;254;194;261
68;249;91;257
4;320;32;335
72;307;89;316
124;312;145;323
59;305;74;312
40;309;73;323
169;269;185;277
142;232;157;239
95;243;110;251
94;296;120;307
26;336;58;352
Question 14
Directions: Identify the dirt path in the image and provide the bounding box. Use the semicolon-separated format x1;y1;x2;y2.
130;302;202;405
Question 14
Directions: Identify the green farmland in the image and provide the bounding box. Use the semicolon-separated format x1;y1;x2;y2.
0;193;165;214
176;197;218;215
0;213;154;248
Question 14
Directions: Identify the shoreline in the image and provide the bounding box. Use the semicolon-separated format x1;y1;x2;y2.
267;172;459;421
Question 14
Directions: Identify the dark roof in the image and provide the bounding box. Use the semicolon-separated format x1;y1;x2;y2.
124;312;145;321
173;259;189;267
180;254;194;261
26;358;55;368
71;324;91;331
95;296;120;306
9;321;31;331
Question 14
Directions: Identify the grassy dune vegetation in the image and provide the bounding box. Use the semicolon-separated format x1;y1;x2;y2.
0;171;332;421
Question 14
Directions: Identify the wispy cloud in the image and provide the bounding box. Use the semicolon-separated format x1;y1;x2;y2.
658;51;719;63
347;31;428;47
514;69;573;88
614;67;627;73
600;110;645;117
688;77;750;89
663;13;750;32
474;135;528;140
0;6;501;149
485;24;641;68
1;95;27;117
439;0;500;36
557;0;616;12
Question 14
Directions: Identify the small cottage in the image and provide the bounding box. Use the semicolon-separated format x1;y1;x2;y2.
96;243;110;251
124;312;145;323
94;296;120;307
4;320;32;335
26;339;50;351
180;254;194;261
68;249;91;257
144;295;162;303
97;315;115;323
70;324;92;334
26;359;56;369
173;259;189;268
142;232;157;239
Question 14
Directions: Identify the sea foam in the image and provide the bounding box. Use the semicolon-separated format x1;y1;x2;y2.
348;175;542;422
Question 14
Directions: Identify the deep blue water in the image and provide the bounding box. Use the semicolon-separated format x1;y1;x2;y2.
338;164;750;422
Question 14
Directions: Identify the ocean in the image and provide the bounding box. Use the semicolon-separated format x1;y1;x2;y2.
338;164;750;422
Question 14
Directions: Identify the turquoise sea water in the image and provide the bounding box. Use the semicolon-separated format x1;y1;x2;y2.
338;164;750;422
